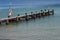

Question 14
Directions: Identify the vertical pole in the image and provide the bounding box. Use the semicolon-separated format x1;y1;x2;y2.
6;20;9;24
35;11;37;17
17;14;20;20
0;22;1;24
43;11;44;16
41;10;43;16
25;13;28;21
33;14;36;18
38;12;40;17
52;9;54;15
31;12;36;20
48;9;50;15
44;9;46;16
16;17;19;22
39;12;41;17
31;12;34;19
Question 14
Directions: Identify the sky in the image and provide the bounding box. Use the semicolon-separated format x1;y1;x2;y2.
0;0;60;9
0;0;60;4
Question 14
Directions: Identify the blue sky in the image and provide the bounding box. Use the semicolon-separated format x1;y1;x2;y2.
0;0;60;9
0;0;60;4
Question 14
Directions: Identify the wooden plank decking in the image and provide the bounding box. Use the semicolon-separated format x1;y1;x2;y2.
0;9;54;24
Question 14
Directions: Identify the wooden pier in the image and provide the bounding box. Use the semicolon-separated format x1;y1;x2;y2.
0;9;54;24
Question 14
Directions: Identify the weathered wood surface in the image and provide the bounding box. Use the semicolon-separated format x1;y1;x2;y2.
0;9;54;24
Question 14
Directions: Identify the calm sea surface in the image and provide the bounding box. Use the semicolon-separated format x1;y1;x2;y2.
0;1;60;40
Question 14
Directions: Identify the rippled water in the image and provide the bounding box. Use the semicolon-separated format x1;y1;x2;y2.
0;1;60;40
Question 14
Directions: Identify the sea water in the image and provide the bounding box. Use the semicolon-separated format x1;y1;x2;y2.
0;0;60;40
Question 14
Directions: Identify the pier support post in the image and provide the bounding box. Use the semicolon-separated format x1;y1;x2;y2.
40;12;41;17
44;9;47;16
6;20;9;24
16;17;19;22
48;9;51;15
31;12;34;19
33;14;36;18
52;9;54;15
43;11;45;16
35;11;38;17
44;10;49;16
37;12;41;17
41;10;44;16
31;12;36;19
0;22;1;24
16;14;20;22
17;14;20;20
25;13;29;21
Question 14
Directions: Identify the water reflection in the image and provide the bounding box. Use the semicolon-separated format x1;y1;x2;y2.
0;12;60;40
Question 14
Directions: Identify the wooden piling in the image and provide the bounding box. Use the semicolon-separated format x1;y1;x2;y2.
0;22;1;24
43;11;45;16
44;9;46;16
52;9;54;15
25;13;29;21
31;14;36;19
35;11;38;17
16;17;19;22
41;10;44;16
48;9;50;15
17;14;20;20
40;12;41;16
45;10;49;16
31;12;36;19
36;12;41;17
6;20;9;24
33;14;36;18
